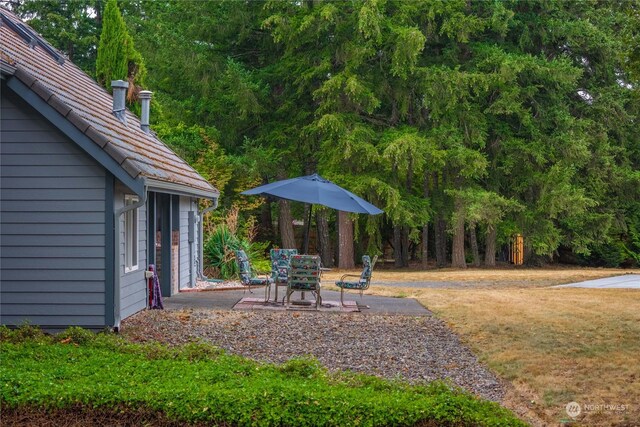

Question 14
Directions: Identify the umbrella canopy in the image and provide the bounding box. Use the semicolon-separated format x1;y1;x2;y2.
241;174;383;215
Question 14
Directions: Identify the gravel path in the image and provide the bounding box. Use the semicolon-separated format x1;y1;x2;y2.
121;309;505;402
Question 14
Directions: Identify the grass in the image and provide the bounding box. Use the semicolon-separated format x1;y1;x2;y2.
322;266;636;288
337;267;639;426
0;326;525;427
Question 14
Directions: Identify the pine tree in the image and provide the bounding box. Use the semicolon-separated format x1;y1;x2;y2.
95;0;145;100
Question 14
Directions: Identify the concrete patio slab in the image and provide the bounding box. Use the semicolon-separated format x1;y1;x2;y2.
552;274;640;289
163;288;430;316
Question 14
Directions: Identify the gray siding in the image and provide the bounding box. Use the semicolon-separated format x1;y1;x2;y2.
115;182;147;320
178;197;196;289
0;88;106;327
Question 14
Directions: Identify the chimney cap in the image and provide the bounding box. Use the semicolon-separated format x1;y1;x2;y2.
111;80;129;89
139;90;152;99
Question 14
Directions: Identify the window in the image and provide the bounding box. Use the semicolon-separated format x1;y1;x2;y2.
124;195;139;272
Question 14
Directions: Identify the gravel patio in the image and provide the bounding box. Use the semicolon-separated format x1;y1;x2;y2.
121;289;505;402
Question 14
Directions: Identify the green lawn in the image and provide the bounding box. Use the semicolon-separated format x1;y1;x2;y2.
0;326;524;427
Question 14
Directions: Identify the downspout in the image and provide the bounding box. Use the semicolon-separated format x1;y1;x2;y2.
113;181;147;332
197;197;219;280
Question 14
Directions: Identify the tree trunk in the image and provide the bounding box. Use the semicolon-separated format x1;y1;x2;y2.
484;225;496;267
401;227;410;267
258;199;274;243
67;42;75;62
421;224;429;268
337;210;355;269
278;199;296;250
469;224;480;267
435;217;447;267
421;174;430;269
451;201;467;269
393;225;403;268
316;208;332;267
96;0;103;26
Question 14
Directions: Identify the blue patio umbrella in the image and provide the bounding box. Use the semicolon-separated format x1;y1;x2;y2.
241;174;383;215
241;174;383;252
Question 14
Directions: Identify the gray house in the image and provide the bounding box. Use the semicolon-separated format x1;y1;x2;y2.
0;10;219;330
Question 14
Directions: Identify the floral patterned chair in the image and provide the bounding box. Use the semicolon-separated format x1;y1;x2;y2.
235;249;273;302
286;254;322;310
270;248;298;303
335;255;378;307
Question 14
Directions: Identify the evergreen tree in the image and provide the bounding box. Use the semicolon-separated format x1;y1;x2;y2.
125;0;639;268
95;0;145;100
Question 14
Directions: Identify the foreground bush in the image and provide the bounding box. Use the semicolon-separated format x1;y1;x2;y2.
0;326;525;426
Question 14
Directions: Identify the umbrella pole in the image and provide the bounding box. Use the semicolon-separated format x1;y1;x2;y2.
303;203;312;254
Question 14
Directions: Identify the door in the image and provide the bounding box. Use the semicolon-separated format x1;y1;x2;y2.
148;192;180;298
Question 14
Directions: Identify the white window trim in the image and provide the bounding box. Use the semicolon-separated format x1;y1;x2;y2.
124;194;139;273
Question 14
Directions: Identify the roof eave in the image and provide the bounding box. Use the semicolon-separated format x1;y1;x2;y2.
146;178;219;200
0;59;16;77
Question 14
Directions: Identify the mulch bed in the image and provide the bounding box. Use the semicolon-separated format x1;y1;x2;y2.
120;309;506;402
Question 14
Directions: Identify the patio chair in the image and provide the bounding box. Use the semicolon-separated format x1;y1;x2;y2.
235;249;273;302
335;255;378;307
270;248;298;303
286;254;322;310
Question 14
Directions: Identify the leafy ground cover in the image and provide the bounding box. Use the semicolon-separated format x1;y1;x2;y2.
0;326;524;427
346;269;639;426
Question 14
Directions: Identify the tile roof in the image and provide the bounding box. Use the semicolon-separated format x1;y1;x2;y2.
0;8;218;198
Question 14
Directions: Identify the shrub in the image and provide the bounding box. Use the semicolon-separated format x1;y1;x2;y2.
176;342;225;361
584;241;638;267
204;208;270;279
204;224;270;278
278;356;326;379
0;325;12;342
204;223;245;278
0;323;51;344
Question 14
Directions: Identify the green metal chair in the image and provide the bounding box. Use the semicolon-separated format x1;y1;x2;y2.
270;248;298;303
235;249;273;302
286;254;322;310
335;255;377;307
